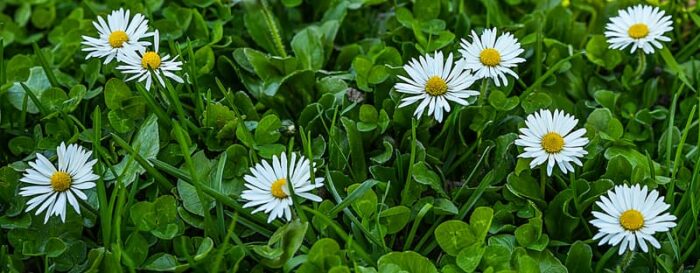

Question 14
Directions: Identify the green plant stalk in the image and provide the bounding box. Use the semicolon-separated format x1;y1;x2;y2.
212;213;242;272
260;0;287;57
92;107;112;248
112;185;128;251
134;84;172;128
665;85;683;202
634;50;646;79
149;158;278;231
523;52;583;95
669;105;696;209
617;251;635;272
535;19;543;79
540;166;546;198
32;43;59;87
325;170;388;252
213;152;228;243
401;118;418;204
569;172;592;237
301;206;375;266
184;39;204;118
403;203;432;251
416;146;493;253
173;121;215;238
111;133;174;190
20;83;47;115
0;38;5;85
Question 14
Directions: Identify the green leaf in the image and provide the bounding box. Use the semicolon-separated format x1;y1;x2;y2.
292;27;325;70
379;206;411;234
469;207;493;242
123;232;149;268
105;114;160;186
7;66;52;114
255;114;282;145
585;108;623;141
347;183;378;219
585;35;621;69
456;244;485;273
565;241;592;273
259;220;308;268
411;162;447;197
377;251;438;273
434;220;475;256
104;78;131;110
488;90;519;111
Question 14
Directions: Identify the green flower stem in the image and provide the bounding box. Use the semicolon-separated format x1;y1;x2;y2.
92;107;111;247
617;250;635;272
173;121;217;238
569;172;592;237
540;166;547;198
634;50;646;79
400;118;418;204
261;0;287;57
403;203;432;251
301;206;375;266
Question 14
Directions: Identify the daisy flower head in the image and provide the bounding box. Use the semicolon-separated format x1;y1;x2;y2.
394;51;479;123
605;5;673;54
116;30;184;91
459;27;525;87
19;142;99;223
590;184;677;255
81;8;153;64
241;152;324;223
514;109;589;176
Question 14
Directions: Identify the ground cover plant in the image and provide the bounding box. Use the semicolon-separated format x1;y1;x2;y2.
0;0;699;272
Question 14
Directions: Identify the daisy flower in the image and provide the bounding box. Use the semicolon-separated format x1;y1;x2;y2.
459;28;525;86
19;142;99;223
590;184;677;255
81;8;153;64
395;51;479;123
514;109;589;176
240;152;324;223
605;5;673;54
116;30;184;91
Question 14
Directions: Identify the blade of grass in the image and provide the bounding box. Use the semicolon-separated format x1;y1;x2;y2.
92;106;111;247
110;133;174;190
32;43;59;87
172;121;215;238
20;83;47;115
301;206;374;265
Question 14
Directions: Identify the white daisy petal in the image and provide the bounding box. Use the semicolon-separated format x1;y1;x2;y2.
605;5;673;54
394;51;479;123
115;30;184;91
458;28;525;86
590;184;677;255
19;143;100;223
240;152;324;223
514;109;588;176
82;8;154;63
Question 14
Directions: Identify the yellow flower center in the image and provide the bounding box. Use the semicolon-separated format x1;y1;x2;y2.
108;30;129;48
541;132;565;153
619;209;644;231
479;48;501;67
628;23;649;39
141;51;162;69
271;178;288;199
425;76;448;96
50;171;72;192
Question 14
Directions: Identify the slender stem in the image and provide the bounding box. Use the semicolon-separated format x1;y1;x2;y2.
540;166;546;198
618;251;635;272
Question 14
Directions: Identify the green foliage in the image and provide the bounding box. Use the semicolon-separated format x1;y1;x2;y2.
1;0;699;272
